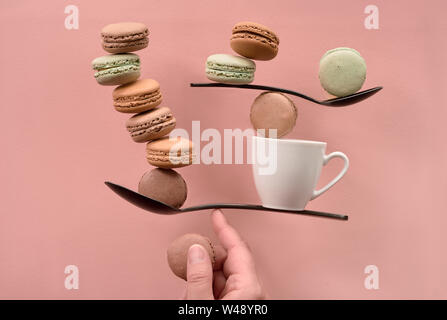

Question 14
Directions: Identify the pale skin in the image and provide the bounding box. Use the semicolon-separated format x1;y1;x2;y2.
183;209;266;300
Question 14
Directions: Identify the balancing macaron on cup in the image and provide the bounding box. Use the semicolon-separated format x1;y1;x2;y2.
250;92;297;138
319;47;367;97
138;168;187;209
113;79;162;113
91;53;140;86
146;136;195;169
126;106;176;143
167;233;216;280
206;53;256;84
230;21;280;61
101;22;149;53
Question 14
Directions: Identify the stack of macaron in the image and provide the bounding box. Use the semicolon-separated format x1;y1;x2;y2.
91;22;194;209
203;21;298;139
205;21;280;85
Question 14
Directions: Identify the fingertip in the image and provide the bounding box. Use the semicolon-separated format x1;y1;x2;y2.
212;209;226;228
188;244;207;265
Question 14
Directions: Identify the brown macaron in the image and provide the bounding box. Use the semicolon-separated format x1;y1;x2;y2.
126;107;176;143
146;137;195;169
230;21;280;61
250;91;297;138
113;79;162;113
138;168;187;208
167;233;216;280
101;22;149;53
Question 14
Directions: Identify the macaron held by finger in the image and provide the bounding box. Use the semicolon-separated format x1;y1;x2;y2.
91;53;140;85
167;233;216;280
206;53;256;84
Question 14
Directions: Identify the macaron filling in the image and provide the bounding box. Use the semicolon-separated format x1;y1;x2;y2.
147;150;194;164
206;69;254;81
206;61;255;73
92;55;140;78
114;90;162;108
205;65;254;80
94;64;140;78
127;113;175;138
103;38;149;50
232;24;279;44
102;30;149;43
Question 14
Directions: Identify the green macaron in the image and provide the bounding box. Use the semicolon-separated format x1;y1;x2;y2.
206;53;256;84
318;47;367;97
92;53;140;86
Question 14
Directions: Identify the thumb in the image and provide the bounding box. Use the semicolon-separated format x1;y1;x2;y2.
186;244;214;300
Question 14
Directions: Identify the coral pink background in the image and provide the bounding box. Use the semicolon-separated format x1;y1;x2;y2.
1;0;446;299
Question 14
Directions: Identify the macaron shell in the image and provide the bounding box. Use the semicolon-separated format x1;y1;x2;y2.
126;107;176;143
113;79;162;113
250;92;297;138
146;137;194;169
230;37;278;61
206;69;254;84
320;47;362;61
138;168;187;209
206;53;256;70
102;39;148;54
96;69;140;86
319;48;367;97
167;233;215;280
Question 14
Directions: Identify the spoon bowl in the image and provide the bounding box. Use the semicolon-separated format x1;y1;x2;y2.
190;83;382;107
105;181;348;220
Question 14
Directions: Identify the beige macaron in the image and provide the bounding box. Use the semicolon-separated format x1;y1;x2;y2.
250;91;297;138
146;137;194;169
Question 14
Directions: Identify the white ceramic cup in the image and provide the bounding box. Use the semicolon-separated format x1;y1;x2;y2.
251;136;349;210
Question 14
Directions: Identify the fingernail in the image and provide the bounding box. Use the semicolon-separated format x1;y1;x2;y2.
188;244;205;264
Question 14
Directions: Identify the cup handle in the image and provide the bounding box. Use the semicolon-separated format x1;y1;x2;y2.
311;152;349;200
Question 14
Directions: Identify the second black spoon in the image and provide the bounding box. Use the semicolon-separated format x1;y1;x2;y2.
190;83;382;107
105;181;348;221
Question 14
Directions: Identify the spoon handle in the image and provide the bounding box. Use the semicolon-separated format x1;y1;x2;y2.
190;83;320;104
182;203;348;220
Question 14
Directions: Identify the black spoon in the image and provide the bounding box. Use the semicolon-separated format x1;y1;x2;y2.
190;83;382;107
105;181;348;221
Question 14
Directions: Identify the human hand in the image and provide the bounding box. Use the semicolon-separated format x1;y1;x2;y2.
184;209;266;300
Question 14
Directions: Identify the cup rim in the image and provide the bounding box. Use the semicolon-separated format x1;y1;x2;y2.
252;135;327;146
